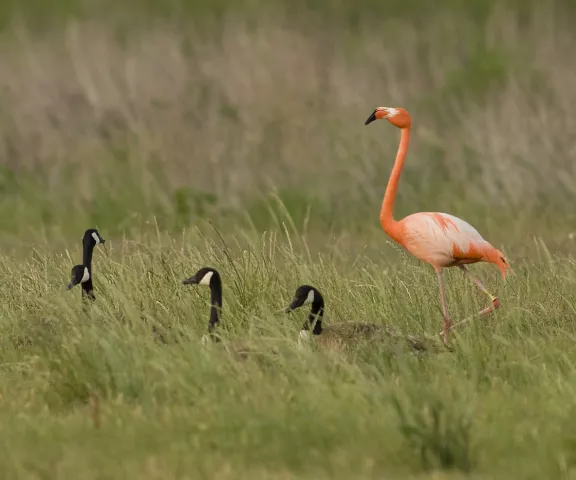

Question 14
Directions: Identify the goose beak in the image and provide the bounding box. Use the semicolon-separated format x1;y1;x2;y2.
182;276;198;285
284;298;302;313
67;279;77;290
364;110;377;125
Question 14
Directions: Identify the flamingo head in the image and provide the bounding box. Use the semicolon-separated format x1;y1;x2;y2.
364;107;411;128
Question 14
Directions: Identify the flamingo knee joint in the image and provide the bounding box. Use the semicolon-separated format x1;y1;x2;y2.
491;296;500;309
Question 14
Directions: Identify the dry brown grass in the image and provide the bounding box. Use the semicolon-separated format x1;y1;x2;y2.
0;4;573;229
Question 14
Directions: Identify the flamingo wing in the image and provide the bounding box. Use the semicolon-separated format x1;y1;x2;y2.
397;212;504;271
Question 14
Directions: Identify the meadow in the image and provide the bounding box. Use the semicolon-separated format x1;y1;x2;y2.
0;0;576;478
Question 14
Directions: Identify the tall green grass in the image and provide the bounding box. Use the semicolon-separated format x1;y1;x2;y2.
0;0;575;478
2;226;576;478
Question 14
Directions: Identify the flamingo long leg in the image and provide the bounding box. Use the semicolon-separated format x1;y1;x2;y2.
436;269;452;345
438;265;500;335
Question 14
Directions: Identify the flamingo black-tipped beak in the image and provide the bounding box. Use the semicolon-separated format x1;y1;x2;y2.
182;276;199;285
364;110;377;125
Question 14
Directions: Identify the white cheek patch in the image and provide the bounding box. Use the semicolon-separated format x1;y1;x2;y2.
199;271;214;286
81;267;90;283
386;107;399;118
92;232;101;244
304;289;315;305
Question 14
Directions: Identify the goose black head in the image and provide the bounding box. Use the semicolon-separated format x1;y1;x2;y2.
83;228;106;246
284;285;323;313
67;264;89;290
183;267;219;287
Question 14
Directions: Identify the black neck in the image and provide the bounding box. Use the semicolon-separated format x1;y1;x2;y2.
208;274;223;332
302;300;324;335
81;239;95;300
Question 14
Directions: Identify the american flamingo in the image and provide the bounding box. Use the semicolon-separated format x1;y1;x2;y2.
365;106;511;344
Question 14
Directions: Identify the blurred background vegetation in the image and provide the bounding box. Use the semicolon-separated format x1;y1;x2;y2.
0;0;574;251
1;3;576;478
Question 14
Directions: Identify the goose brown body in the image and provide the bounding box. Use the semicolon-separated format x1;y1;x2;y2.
285;285;442;353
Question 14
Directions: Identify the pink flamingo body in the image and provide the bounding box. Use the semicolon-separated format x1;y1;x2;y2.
365;107;510;343
388;212;508;273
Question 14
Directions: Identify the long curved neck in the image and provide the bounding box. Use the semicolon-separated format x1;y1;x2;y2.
82;240;94;270
380;127;411;236
208;276;223;333
81;240;95;300
302;300;324;335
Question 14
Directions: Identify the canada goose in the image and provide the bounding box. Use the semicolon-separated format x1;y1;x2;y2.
67;228;106;300
284;285;441;353
182;267;279;360
182;266;223;342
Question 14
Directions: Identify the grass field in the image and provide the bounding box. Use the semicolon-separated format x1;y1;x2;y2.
1;0;576;478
